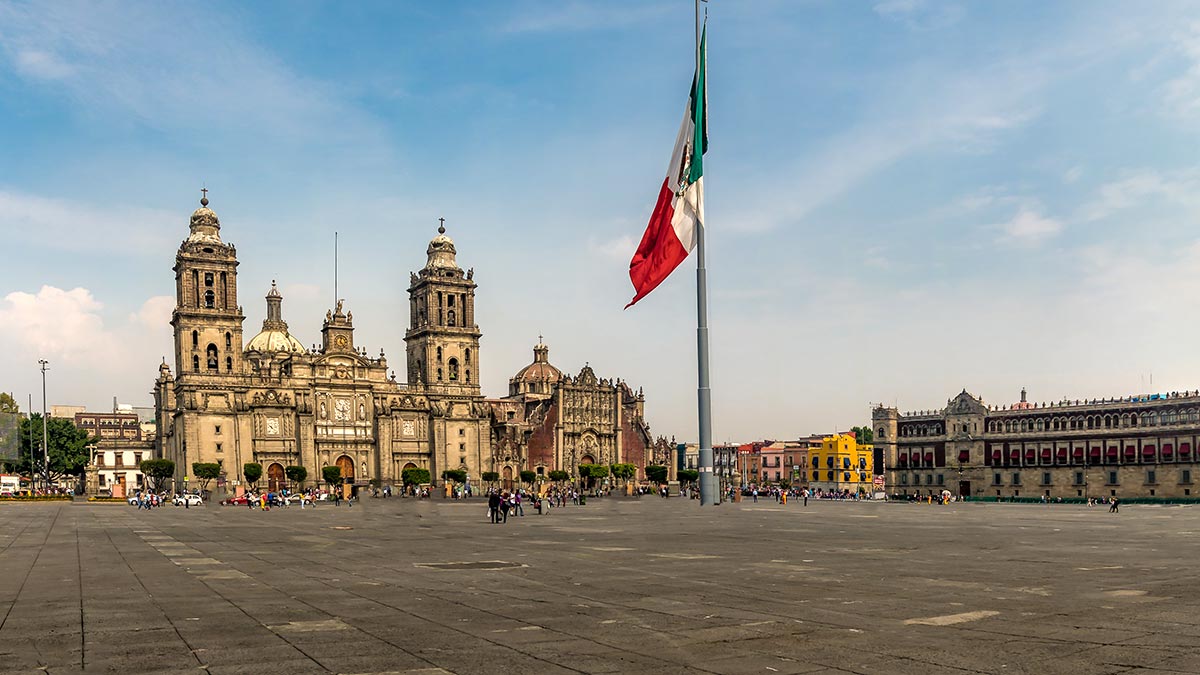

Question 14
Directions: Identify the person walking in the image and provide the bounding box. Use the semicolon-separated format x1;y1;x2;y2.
488;491;501;524
514;491;524;516
1110;496;1120;513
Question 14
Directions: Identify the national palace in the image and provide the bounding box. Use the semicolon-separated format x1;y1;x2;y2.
153;194;657;494
873;388;1200;500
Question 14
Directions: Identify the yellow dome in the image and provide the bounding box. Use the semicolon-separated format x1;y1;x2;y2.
245;329;306;354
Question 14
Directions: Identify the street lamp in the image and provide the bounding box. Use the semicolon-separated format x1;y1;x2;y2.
38;360;49;493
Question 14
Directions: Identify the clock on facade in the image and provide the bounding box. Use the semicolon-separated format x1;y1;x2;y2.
335;335;348;349
266;418;279;435
334;398;352;421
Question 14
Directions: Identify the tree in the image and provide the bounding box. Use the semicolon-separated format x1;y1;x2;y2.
850;426;874;444
243;462;263;489
285;465;307;486
18;414;94;484
481;470;499;484
678;469;700;484
645;465;668;484
0;392;18;413
580;464;609;488
322;466;342;489
140;459;175;493
441;468;467;484
402;466;430;486
611;463;636;482
519;470;536;484
191;462;221;494
548;470;570;482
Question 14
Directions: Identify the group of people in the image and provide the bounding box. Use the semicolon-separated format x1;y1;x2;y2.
486;488;524;523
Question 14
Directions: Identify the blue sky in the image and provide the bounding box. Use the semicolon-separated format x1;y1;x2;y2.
2;0;1200;441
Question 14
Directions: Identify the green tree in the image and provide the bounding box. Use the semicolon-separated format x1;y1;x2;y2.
481;470;499;484
850;426;874;444
401;466;430;486
19;414;94;484
678;469;700;484
243;462;263;489
322;466;342;489
0;392;18;413
580;464;609;488
548;469;570;482
442;468;467;484
140;459;176;493
645;465;668;484
191;462;221;494
519;470;537;484
285;465;307;486
611;463;636;482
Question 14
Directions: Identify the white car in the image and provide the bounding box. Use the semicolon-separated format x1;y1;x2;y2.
128;494;142;505
173;494;203;507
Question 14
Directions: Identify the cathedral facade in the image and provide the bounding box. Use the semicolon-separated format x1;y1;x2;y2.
154;195;652;494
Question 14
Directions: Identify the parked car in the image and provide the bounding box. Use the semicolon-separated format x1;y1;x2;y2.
173;494;203;507
127;493;142;505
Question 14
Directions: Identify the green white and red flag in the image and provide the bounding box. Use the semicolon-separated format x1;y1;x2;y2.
626;26;707;308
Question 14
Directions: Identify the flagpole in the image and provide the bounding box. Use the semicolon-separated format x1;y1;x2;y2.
694;0;716;507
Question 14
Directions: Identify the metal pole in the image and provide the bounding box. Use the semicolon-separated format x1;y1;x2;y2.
694;0;716;507
39;360;49;492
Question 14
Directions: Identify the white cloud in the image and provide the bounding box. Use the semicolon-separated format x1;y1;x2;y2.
1064;165;1084;183
0;286;114;363
999;208;1063;244
14;48;73;79
0;189;176;256
1161;21;1200;119
874;0;964;31
1080;169;1200;222
130;295;173;331
588;233;636;262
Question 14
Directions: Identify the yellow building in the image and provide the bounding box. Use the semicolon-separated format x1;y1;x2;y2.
808;432;873;494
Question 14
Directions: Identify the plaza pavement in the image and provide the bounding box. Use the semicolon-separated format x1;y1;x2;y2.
1;496;1198;674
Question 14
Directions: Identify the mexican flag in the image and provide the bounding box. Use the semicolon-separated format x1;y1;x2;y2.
626;26;707;309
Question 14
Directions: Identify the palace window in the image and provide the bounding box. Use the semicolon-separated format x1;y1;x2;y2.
1042;472;1051;485
936;474;944;485
1108;471;1119;485
1147;470;1156;484
1183;470;1192;484
1012;473;1021;485
900;474;908;485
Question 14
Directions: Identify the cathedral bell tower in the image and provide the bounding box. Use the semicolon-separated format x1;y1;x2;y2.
404;219;481;395
170;191;245;378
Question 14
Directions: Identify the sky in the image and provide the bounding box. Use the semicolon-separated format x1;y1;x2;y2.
2;0;1200;443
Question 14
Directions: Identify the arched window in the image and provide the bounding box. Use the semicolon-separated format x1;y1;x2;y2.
192;330;198;348
225;332;232;349
465;369;471;384
448;358;459;381
447;309;456;327
437;367;443;382
225;356;232;372
204;290;215;308
436;346;442;362
206;344;218;370
465;348;471;364
192;355;200;372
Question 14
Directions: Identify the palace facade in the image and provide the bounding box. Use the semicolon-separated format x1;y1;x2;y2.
153;195;653;494
873;388;1200;500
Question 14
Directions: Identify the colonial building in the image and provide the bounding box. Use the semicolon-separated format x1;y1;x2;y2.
154;194;653;494
74;410;154;495
807;432;873;494
873;388;1200;500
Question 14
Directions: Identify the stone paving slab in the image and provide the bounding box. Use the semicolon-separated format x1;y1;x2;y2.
2;497;1200;673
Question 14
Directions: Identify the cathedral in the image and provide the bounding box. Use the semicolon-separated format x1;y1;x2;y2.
153;194;654;494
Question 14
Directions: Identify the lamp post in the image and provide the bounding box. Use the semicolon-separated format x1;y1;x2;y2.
38;360;49;492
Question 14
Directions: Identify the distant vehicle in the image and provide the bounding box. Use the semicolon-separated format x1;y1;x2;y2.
127;494;140;505
220;495;251;506
172;494;203;507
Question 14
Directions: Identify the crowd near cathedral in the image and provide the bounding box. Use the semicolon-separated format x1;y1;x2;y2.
153;193;659;494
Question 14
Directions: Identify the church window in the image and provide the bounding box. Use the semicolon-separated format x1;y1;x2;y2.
465;369;471;384
448;358;459;381
206;344;218;370
448;295;455;307
205;272;214;287
192;355;200;372
436;346;442;362
204;290;215;308
437;368;443;382
225;332;232;349
225;356;232;372
192;330;198;348
448;310;456;326
465;348;471;364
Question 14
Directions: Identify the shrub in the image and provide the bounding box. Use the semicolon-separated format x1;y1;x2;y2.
481;471;499;483
402;467;431;486
645;465;668;484
678;469;700;483
548;470;570;482
442;469;467;484
519;470;537;484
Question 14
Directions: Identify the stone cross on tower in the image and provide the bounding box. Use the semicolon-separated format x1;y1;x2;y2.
438;217;446;234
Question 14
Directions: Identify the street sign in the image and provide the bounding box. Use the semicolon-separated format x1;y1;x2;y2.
873;475;885;487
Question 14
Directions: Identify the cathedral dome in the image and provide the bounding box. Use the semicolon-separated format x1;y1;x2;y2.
246;329;306;354
187;191;223;245
510;340;562;396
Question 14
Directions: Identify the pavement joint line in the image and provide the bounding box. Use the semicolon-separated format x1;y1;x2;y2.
0;505;61;634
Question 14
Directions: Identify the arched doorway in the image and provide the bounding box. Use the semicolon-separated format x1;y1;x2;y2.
336;455;355;499
267;463;285;492
580;455;595;465
502;465;513;492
